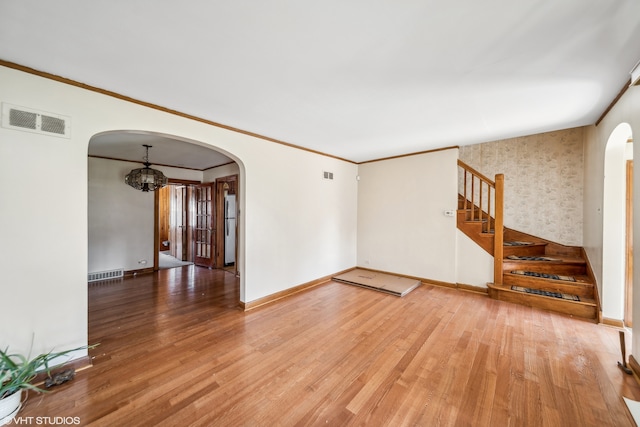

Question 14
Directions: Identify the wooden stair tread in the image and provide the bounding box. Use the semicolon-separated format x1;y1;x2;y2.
503;259;588;277
503;272;593;290
503;271;591;283
488;283;597;320
504;245;547;251
503;240;543;245
502;273;593;299
488;283;596;306
504;255;585;263
473;232;494;238
503;242;547;248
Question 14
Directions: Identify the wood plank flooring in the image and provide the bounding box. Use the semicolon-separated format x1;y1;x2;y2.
17;266;640;426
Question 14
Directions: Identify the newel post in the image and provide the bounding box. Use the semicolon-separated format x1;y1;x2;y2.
493;174;505;285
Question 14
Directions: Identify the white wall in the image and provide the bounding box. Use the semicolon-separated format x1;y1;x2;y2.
0;88;89;357
455;230;494;288
0;65;358;356
600;125;633;320
356;149;459;282
583;83;640;355
88;157;203;273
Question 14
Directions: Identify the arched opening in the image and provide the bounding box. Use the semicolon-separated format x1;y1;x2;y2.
602;123;633;325
87;130;245;299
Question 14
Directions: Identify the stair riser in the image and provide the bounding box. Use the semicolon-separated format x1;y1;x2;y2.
503;262;586;276
488;287;596;319
458;213;494;231
503;245;547;257
457;215;494;255
503;231;582;257
544;247;583;258
503;275;593;298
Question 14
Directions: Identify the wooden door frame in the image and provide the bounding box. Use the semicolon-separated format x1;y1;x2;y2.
154;179;200;271
625;159;633;327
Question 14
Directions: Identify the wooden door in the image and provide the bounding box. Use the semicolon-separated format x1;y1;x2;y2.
158;186;170;252
194;183;215;268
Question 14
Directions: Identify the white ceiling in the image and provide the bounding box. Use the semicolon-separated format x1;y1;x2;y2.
89;132;235;171
2;1;640;165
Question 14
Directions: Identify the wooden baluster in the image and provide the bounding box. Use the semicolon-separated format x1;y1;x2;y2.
463;170;468;213
487;185;495;232
457;161;504;281
479;181;485;232
493;174;504;285
470;175;476;221
475;177;478;219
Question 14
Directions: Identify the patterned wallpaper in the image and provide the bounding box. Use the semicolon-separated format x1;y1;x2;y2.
459;127;584;246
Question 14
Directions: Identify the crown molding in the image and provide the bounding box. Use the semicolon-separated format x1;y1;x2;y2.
0;59;356;164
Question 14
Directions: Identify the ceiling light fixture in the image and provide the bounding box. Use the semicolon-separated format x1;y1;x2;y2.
124;144;168;192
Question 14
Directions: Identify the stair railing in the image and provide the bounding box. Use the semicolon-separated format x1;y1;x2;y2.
458;160;504;285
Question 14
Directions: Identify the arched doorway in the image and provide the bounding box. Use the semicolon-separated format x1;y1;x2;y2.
602;123;633;325
87;130;245;297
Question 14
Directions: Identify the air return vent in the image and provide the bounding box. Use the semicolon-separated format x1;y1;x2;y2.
1;103;71;138
88;268;124;282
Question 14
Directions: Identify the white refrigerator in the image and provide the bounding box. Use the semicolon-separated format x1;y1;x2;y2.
224;194;236;265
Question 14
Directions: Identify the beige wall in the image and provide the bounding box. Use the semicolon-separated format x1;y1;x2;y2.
0;65;358;357
356;148;459;282
455;230;494;288
459;127;585;246
583;84;639;348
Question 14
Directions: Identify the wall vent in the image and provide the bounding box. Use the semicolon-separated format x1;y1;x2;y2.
88;268;124;282
323;171;334;180
1;103;71;138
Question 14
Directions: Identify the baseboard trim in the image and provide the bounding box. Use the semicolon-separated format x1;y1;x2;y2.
241;267;353;311
425;278;457;289
629;355;640;386
353;267;488;295
582;248;602;318
240;267;488;311
602;317;625;328
124;267;154;277
457;283;489;294
32;355;93;387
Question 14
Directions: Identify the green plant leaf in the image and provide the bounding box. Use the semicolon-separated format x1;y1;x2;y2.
1;343;99;399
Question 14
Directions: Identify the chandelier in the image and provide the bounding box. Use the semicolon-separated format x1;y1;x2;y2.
124;144;168;192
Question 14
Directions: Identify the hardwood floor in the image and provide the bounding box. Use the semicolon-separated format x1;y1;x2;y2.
18;266;640;426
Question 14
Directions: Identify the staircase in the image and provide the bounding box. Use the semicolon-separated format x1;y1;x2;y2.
458;160;599;321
